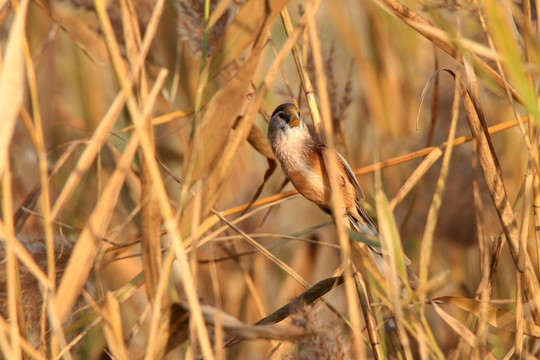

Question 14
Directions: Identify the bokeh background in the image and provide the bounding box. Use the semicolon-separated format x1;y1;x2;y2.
1;0;538;358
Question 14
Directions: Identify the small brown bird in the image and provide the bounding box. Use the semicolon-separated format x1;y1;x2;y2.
268;103;378;236
268;103;415;283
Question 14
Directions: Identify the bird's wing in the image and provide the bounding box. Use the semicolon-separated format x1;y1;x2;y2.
336;152;365;201
309;132;378;231
305;120;363;200
336;152;382;237
307;125;364;202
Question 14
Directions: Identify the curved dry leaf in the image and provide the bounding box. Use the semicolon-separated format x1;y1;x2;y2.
431;300;497;359
434;296;540;338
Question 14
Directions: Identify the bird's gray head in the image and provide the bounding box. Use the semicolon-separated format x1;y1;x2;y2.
271;103;301;127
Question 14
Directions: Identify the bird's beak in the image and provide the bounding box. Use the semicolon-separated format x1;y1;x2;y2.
289;112;301;128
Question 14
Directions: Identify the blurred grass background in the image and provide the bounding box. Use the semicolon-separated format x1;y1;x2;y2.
1;0;539;358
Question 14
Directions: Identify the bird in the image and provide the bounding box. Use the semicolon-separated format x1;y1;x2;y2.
267;103;416;286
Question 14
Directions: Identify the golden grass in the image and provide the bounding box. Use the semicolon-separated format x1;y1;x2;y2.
2;0;540;358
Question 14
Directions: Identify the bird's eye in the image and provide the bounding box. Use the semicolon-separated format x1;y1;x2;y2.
277;112;287;120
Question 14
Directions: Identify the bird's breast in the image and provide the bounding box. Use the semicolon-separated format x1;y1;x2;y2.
274;132;326;207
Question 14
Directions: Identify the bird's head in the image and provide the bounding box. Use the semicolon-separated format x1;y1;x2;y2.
270;103;302;129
